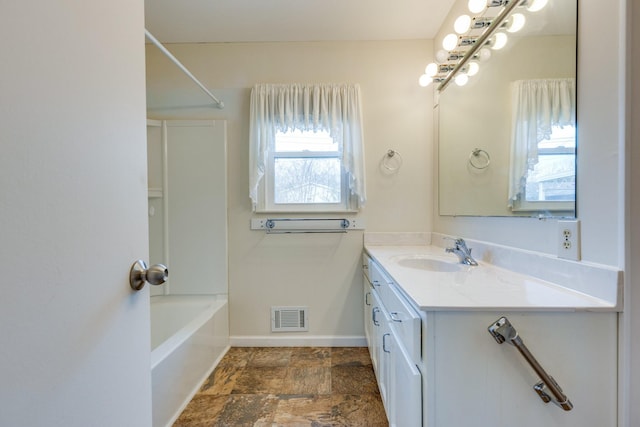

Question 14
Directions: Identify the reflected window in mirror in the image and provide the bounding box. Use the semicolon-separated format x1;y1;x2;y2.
512;125;575;212
508;78;575;214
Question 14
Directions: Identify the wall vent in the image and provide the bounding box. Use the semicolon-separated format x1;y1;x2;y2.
271;306;309;332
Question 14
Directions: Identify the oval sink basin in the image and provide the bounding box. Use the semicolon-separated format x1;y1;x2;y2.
395;256;464;272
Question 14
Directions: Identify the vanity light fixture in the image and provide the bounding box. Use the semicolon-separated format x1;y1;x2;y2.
468;0;487;13
526;0;549;12
466;61;480;76
454;15;472;33
418;0;548;91
442;33;459;50
506;13;526;32
454;73;470;86
471;16;494;29
490;32;509;50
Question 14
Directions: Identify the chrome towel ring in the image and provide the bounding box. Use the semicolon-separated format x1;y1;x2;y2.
469;148;490;170
383;149;403;172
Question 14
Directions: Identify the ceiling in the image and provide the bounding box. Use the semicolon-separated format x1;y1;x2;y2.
144;0;457;43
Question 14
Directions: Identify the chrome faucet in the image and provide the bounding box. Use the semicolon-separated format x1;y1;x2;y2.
445;238;478;266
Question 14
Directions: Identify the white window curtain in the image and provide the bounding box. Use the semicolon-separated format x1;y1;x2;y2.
508;78;576;206
249;83;366;209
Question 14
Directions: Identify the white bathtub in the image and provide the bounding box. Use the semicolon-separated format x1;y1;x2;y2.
150;295;229;427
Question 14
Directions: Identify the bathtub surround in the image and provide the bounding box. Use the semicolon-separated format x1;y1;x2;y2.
151;295;229;427
146;121;231;426
146;120;228;297
174;347;387;426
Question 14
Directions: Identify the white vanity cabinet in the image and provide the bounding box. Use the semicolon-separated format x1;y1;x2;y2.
363;255;422;427
363;252;618;427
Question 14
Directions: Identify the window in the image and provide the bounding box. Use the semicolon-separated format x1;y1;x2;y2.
515;125;576;212
508;78;575;213
265;129;350;211
249;83;366;212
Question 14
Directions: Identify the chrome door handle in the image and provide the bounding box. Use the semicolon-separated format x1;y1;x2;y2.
372;307;380;326
382;333;391;353
129;260;168;291
390;312;403;323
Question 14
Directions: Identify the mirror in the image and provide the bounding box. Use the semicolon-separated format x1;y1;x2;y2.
437;0;577;217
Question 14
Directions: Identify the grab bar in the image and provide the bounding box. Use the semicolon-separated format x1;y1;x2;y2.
488;316;573;411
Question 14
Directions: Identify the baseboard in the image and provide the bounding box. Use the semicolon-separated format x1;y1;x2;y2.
229;335;367;347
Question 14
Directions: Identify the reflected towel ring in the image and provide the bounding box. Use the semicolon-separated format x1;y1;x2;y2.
383;149;403;172
469;148;491;170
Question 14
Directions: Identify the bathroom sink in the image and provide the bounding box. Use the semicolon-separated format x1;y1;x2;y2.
393;255;465;272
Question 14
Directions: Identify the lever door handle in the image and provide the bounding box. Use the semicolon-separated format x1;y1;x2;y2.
129;260;168;291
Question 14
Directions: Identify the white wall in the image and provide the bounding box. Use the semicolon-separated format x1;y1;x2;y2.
626;0;638;425
434;0;625;267
146;41;433;340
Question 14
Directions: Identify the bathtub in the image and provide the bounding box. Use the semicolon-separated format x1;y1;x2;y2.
150;295;229;427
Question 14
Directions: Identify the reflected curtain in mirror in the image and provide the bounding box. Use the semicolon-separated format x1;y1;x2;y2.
508;78;575;209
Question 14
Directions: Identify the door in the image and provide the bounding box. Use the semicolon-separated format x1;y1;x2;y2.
0;2;151;426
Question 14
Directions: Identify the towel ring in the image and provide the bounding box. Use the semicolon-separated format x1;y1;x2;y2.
469;148;491;170
383;149;403;172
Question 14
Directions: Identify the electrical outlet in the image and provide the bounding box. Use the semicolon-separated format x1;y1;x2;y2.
557;220;580;260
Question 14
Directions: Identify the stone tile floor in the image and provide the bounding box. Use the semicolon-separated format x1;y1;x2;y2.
173;347;388;426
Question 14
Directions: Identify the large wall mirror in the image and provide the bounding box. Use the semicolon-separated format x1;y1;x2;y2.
437;0;577;217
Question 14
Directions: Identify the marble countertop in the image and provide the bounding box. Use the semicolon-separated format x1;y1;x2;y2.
364;244;619;312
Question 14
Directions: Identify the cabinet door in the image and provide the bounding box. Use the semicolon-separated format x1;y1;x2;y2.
373;292;393;410
363;279;374;365
389;334;422;427
432;311;617;427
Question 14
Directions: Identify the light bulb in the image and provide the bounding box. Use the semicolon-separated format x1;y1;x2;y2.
476;47;492;62
436;50;449;63
425;62;438;77
506;13;526;33
419;74;433;87
467;61;480;76
491;32;508;50
527;0;548;12
468;0;486;13
455;74;469;86
443;34;459;51
454;15;472;34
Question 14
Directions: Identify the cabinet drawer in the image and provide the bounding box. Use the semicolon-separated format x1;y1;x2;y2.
369;259;390;293
362;253;371;282
383;283;421;365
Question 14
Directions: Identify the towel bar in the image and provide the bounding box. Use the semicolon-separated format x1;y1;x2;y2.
488;316;573;411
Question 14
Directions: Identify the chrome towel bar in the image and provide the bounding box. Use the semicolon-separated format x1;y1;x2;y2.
488;316;574;411
250;218;363;234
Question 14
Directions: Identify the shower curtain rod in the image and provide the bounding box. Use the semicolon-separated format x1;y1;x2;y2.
145;29;224;109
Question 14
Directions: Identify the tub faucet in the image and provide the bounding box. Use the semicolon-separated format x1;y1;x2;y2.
445;238;478;266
